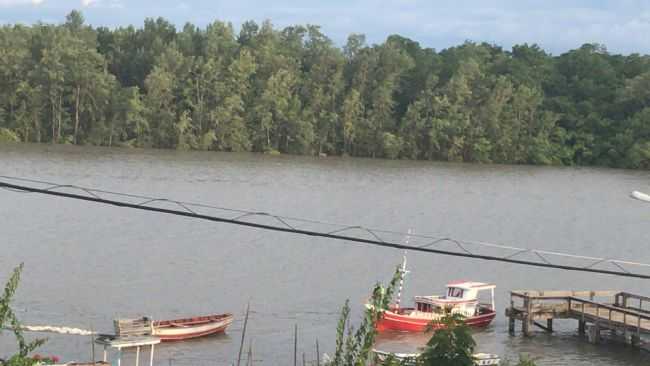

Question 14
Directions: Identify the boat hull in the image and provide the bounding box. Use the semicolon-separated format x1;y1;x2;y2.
373;350;500;365
152;314;233;342
632;190;650;202
376;309;496;332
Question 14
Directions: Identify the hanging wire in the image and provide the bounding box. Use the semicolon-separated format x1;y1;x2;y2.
2;175;650;279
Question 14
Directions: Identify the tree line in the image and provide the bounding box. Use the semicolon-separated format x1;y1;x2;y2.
1;10;650;168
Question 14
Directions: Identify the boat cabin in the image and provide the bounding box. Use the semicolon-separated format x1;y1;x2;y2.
413;282;496;317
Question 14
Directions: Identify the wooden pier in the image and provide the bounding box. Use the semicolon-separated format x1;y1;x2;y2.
506;290;650;347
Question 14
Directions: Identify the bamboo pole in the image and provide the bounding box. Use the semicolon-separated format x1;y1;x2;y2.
90;325;95;362
237;302;251;366
293;324;298;366
247;341;253;366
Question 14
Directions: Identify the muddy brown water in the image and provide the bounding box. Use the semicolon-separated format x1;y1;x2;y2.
1;143;650;365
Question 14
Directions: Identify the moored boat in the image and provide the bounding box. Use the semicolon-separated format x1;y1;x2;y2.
115;313;233;342
631;190;650;202
373;349;500;365
370;258;497;332
152;314;233;341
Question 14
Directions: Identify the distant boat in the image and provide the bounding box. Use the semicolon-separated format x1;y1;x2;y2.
631;190;650;202
115;313;233;342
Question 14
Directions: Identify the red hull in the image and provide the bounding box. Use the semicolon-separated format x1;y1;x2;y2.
153;314;233;342
376;309;496;332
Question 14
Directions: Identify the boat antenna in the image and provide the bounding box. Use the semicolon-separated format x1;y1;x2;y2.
395;230;411;309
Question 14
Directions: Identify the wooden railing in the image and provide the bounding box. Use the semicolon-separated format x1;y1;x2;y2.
511;290;619;300
567;296;650;337
615;292;650;314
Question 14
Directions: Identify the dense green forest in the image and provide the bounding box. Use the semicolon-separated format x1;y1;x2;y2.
1;11;650;168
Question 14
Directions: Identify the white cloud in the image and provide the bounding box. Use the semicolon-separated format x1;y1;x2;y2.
0;0;44;7
81;0;123;9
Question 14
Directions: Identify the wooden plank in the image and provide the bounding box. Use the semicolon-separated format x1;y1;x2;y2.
511;290;619;299
114;318;152;337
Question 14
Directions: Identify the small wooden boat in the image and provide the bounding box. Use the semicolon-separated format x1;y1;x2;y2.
115;313;233;342
373;349;500;365
631;190;650;202
152;314;233;341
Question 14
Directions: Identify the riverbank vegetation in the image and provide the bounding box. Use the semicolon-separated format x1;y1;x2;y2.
1;11;650;168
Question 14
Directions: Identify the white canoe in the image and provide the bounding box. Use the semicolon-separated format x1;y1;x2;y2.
373;349;500;365
631;190;650;202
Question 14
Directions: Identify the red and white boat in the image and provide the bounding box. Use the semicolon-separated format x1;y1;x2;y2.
115;313;233;342
371;258;497;332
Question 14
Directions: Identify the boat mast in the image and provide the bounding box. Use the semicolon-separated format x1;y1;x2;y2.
396;254;408;309
396;230;411;310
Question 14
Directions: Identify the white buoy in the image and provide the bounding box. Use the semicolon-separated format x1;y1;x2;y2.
631;190;650;202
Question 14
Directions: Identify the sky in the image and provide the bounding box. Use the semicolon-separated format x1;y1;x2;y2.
1;0;650;55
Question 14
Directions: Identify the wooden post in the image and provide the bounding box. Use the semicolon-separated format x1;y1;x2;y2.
293;324;298;366
637;312;641;342
90;325;95;362
579;302;586;334
135;346;140;366
149;344;154;366
608;309;612;335
508;298;514;334
587;323;600;344
623;313;628;343
521;297;528;335
522;296;533;336
103;345;107;362
247;341;253;366
237;303;251;366
546;319;553;332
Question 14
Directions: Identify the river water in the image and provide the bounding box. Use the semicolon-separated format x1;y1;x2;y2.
1;143;650;365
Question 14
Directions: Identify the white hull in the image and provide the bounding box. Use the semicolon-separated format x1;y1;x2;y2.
632;190;650;202
373;350;499;365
